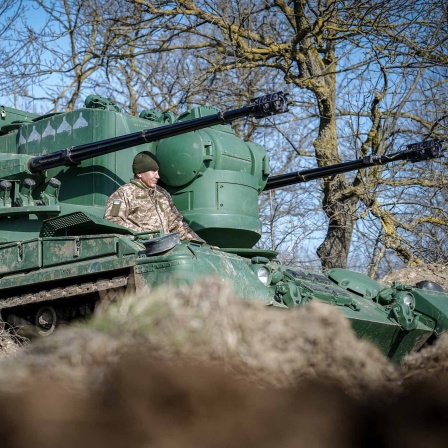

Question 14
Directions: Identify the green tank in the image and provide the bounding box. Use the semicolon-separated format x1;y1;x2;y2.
0;93;446;363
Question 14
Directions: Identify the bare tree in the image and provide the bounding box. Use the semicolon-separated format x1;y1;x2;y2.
0;0;127;111
107;0;447;269
0;1;21;40
1;0;447;273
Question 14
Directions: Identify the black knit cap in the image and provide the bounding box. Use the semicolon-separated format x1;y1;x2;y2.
132;151;159;174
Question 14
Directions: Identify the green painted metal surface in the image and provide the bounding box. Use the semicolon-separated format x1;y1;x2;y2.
0;239;41;274
156;107;269;247
0;93;447;363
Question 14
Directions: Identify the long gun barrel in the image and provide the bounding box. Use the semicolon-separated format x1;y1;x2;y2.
264;139;446;191
28;92;289;173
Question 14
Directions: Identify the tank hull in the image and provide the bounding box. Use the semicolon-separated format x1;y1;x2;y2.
0;228;439;362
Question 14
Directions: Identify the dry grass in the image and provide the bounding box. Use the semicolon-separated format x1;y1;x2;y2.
0;277;397;396
0;322;27;359
91;277;397;394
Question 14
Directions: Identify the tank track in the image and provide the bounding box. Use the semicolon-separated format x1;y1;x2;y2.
0;276;128;311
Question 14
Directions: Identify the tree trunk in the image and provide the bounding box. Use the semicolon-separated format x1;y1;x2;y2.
312;91;357;269
317;190;357;269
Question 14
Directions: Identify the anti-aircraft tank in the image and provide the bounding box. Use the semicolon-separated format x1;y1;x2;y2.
0;92;447;363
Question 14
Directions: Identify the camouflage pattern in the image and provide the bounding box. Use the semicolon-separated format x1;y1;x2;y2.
104;179;205;242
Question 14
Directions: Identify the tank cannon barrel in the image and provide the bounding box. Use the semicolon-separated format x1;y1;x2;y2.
264;139;447;191
28;91;289;173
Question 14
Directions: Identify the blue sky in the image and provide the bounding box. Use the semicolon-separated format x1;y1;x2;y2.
1;2;68;110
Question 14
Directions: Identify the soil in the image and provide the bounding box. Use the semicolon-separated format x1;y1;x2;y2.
382;263;448;290
0;264;448;447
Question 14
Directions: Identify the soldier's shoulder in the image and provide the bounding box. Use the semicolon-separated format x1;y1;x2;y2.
155;185;171;197
109;182;137;198
119;182;139;192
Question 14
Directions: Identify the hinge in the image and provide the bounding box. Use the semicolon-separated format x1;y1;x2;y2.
74;237;81;257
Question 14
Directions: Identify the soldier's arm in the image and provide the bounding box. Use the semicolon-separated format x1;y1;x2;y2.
104;189;142;232
163;191;206;243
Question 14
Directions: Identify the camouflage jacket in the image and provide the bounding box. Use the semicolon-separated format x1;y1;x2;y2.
104;180;205;242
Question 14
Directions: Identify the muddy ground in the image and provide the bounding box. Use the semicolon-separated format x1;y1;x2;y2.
1;264;448;447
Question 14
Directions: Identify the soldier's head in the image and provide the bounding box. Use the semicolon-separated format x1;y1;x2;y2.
132;151;160;188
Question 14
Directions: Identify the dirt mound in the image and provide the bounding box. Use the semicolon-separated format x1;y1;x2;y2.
90;277;396;394
382;263;448;290
0;327;137;393
401;333;448;386
0;358;354;448
0;277;396;396
1;354;448;448
2;277;448;446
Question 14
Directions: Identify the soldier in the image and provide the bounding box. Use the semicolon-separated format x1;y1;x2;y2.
104;151;205;243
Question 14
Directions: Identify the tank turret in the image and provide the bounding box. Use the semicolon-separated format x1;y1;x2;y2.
0;92;288;244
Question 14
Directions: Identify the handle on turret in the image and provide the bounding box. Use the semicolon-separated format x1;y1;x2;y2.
28;92;289;173
264;139;446;191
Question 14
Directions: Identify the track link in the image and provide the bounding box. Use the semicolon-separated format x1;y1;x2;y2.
0;276;129;310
